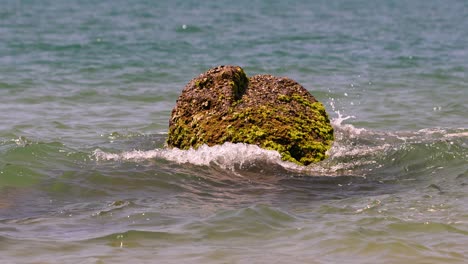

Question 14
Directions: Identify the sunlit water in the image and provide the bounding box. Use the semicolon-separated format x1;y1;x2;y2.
1;0;467;263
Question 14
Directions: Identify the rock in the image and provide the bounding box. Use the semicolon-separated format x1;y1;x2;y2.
167;65;334;165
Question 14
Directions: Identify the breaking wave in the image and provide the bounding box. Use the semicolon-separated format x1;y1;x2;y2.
92;114;467;177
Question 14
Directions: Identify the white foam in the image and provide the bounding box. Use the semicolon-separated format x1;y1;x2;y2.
93;142;294;171
92;143;366;176
444;131;468;138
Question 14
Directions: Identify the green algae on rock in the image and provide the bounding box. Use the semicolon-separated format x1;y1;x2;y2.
167;65;334;165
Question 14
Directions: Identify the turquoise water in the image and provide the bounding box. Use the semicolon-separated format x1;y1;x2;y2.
1;1;467;263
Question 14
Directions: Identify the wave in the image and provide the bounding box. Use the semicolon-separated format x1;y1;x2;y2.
94;142;287;169
2;112;465;180
92;114;468;177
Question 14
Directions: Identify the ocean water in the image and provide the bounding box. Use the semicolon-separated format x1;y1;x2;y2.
1;0;467;263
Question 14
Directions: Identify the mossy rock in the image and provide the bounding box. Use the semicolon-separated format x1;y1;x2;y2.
167;65;334;165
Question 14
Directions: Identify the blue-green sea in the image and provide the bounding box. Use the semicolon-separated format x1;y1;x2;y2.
1;1;467;263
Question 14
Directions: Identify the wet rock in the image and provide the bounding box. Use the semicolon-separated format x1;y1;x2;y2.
167;65;334;165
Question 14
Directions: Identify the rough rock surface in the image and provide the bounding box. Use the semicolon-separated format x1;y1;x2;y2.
167;65;334;165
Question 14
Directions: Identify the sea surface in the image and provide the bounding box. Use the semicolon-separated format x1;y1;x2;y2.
1;0;467;263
